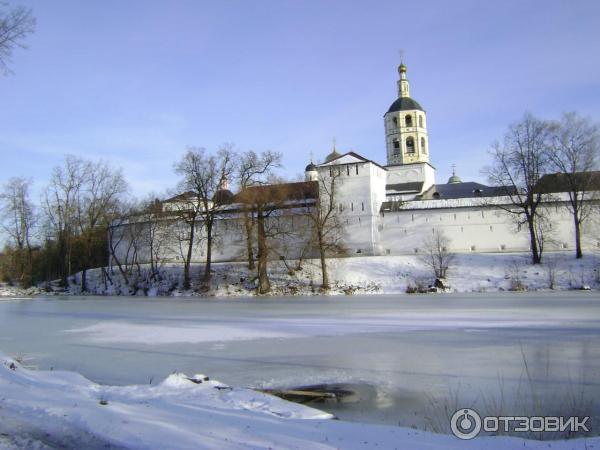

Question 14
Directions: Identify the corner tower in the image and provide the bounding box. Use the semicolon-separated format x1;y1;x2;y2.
384;63;429;166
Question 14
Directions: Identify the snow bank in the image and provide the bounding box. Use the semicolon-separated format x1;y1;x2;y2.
0;283;42;298
72;251;600;297
1;352;597;449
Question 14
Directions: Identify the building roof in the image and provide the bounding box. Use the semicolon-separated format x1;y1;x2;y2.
386;97;424;113
162;191;197;203
162;189;235;205
319;151;388;170
214;189;235;204
386;181;424;194
305;162;317;172
234;181;318;205
535;171;600;193
419;182;509;200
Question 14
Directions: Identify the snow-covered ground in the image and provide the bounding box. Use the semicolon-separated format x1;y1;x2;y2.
71;251;600;296
0;283;42;298
1;352;598;450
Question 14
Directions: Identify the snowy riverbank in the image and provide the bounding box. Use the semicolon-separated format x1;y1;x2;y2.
69;251;600;297
1;352;598;450
0;284;42;298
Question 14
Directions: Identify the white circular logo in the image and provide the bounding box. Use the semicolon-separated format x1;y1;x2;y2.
450;408;482;440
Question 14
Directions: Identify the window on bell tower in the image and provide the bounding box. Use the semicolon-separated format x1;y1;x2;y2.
405;115;413;127
393;139;400;155
406;137;415;153
419;116;424;128
392;117;398;127
421;137;426;153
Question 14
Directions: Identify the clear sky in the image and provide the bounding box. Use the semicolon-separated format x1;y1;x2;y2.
1;0;600;200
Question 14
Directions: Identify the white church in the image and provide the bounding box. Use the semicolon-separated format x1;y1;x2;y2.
111;63;597;266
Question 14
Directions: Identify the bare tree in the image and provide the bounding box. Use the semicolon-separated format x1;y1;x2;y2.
421;229;455;279
169;203;203;290
74;160;128;291
306;168;346;289
107;202;144;292
0;177;35;285
174;145;236;288
43;156;87;285
484;113;552;264
235;150;282;270
236;182;308;294
139;195;170;281
546;112;600;258
43;156;127;288
0;4;35;74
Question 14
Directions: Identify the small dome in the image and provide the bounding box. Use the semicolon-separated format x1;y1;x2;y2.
386;97;424;113
305;162;317;172
324;149;341;163
447;174;462;184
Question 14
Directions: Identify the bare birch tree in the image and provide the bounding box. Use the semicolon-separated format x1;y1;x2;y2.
306;168;346;289
484;113;552;264
174;145;235;288
546;112;600;258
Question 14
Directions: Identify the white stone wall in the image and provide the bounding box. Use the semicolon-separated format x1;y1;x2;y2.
316;160;387;256
378;199;599;255
385;162;436;194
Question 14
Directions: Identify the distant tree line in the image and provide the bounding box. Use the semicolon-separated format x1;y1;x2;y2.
0;147;345;294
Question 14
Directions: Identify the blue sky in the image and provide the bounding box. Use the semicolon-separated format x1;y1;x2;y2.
1;0;599;199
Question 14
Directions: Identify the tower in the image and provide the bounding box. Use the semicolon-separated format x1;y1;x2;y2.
383;63;430;166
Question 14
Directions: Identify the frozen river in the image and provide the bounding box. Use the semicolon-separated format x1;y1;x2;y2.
1;291;599;433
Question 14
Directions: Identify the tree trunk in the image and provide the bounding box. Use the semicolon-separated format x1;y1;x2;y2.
243;212;255;270
203;220;213;285
81;235;93;292
317;230;329;289
574;214;583;259
81;268;87;292
527;215;541;264
183;220;195;290
256;213;270;294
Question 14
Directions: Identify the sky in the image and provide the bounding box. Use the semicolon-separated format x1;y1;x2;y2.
1;0;600;201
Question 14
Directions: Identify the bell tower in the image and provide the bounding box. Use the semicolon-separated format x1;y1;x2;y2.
383;61;436;194
384;63;430;167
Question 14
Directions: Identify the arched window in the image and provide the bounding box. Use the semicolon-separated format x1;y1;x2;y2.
419;116;424;128
392;117;398;127
405;115;413;127
433;192;440;199
406;136;415;153
421;137;426;153
393;139;400;155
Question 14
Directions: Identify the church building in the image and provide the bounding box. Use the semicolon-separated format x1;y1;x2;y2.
109;62;598;267
302;63;596;256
